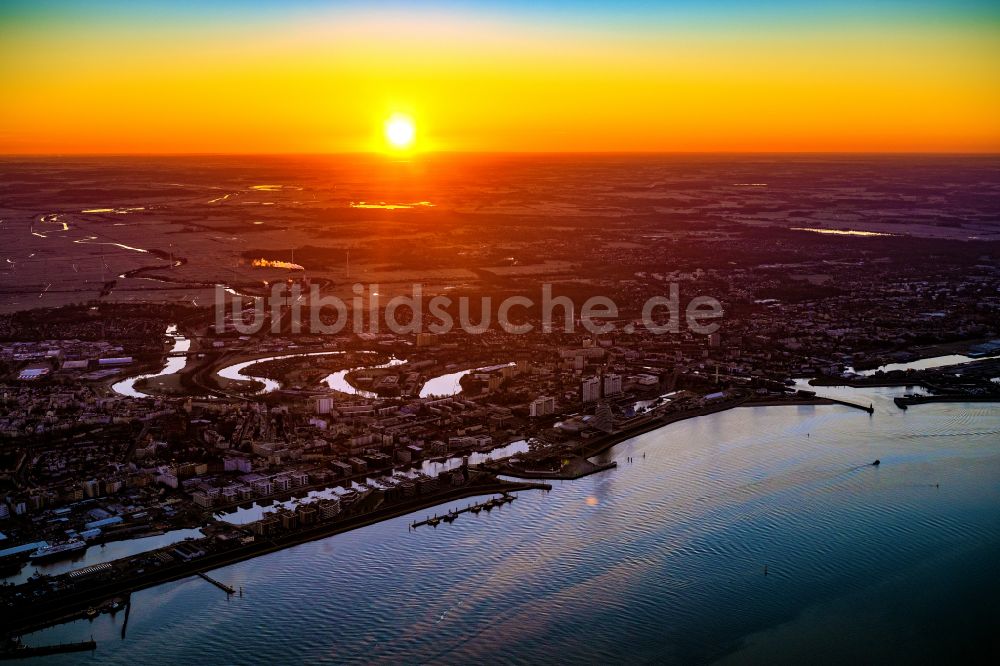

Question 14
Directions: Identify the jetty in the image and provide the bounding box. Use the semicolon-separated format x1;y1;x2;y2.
411;493;517;529
196;571;235;595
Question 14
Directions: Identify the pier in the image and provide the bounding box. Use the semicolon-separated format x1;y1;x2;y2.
827;398;875;414
197;571;235;595
411;493;517;529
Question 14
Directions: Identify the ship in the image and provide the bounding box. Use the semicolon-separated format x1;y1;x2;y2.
29;540;86;562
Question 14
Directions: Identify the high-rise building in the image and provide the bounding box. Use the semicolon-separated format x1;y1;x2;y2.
592;402;614;433
582;376;601;403
603;373;622;396
529;395;556;417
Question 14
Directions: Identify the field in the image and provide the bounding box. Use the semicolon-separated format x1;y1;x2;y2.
2;154;999;314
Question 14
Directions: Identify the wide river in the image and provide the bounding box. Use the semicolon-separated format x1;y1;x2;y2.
19;386;1000;664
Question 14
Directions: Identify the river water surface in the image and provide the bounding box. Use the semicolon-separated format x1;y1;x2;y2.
110;325;190;398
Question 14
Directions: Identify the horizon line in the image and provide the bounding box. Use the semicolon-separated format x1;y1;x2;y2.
3;150;1000;158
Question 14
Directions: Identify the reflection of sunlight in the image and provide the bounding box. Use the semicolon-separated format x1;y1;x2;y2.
249;184;303;192
73;236;148;253
350;201;434;210
81;207;145;214
251;258;304;270
792;227;892;237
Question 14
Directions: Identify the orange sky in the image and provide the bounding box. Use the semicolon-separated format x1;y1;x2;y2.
1;4;998;153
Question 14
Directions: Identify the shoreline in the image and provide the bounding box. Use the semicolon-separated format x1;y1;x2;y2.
2;479;549;638
8;393;984;636
850;341;1000;371
894;394;1000;408
741;397;874;412
492;396;873;480
809;377;934;389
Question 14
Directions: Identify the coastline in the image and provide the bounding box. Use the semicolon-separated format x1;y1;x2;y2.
3;393;960;636
894;395;1000;408
491;395;870;480
3;397;834;633
2;479;549;638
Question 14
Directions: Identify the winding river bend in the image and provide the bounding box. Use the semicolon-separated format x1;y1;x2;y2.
110;325;190;398
114;338;508;400
216;351;347;394
114;339;993;402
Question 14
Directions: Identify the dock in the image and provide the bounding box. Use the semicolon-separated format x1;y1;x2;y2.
411;493;516;529
196;571;235;595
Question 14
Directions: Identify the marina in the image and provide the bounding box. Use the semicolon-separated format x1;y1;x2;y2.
410;493;517;528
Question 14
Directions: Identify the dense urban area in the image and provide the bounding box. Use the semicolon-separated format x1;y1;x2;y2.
2;156;1000;647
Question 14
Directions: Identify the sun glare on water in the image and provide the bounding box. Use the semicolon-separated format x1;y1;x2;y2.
385;114;416;150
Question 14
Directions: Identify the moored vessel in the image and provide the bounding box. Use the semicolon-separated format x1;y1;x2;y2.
29;540;86;562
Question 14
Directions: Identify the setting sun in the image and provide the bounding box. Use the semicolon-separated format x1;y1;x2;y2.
385;115;416;150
